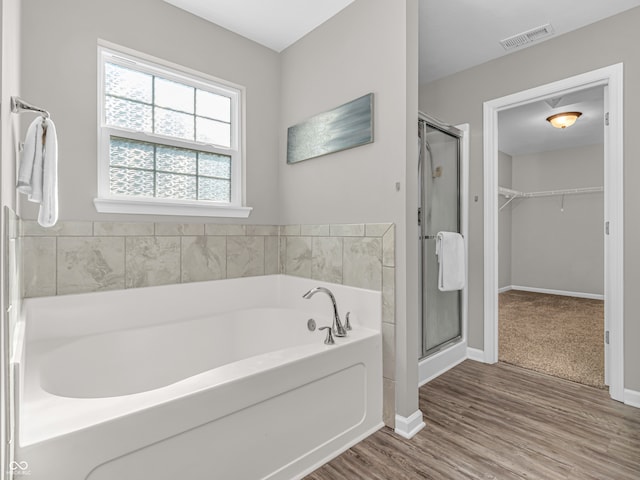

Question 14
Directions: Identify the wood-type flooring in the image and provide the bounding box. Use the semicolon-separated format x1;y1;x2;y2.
305;360;640;480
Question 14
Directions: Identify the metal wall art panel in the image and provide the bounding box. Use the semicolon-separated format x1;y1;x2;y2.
287;93;374;164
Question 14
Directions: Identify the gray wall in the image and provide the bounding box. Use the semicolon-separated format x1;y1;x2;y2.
420;7;640;390
498;151;512;289
279;0;420;419
511;145;604;295
20;0;281;224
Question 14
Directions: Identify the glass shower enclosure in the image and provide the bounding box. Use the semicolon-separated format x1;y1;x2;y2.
419;116;463;358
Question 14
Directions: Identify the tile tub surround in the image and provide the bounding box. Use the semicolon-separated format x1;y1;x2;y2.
20;220;396;427
21;221;280;297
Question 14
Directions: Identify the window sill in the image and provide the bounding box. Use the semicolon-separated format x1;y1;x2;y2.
94;197;252;218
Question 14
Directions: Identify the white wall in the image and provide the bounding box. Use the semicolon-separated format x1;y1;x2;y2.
511;144;604;295
1;0;21;476
498;151;512;289
20;0;281;224
420;6;640;390
279;0;420;420
1;0;19;213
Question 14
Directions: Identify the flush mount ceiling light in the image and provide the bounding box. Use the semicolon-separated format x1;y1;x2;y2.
546;111;582;129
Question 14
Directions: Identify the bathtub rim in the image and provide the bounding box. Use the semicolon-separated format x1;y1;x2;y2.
22;274;382;342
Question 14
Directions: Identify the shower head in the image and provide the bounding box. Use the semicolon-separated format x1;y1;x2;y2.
423;138;442;178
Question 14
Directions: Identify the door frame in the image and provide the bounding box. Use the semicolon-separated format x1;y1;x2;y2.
482;63;624;402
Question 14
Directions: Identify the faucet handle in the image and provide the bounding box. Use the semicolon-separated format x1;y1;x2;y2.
344;312;352;331
318;326;335;345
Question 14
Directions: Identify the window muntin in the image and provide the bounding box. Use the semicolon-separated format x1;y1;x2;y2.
97;46;244;215
109;137;231;201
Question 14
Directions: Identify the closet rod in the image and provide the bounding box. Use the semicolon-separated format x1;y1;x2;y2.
498;185;603;198
523;186;603;198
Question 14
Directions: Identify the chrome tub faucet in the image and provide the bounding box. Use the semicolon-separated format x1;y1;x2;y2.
302;287;348;337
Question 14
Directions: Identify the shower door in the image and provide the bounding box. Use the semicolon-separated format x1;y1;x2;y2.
419;117;462;358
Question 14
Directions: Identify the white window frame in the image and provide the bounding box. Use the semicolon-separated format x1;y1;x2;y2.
94;42;251;218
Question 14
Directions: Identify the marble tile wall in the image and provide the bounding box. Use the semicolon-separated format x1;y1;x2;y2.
21;221;280;297
279;223;396;427
20;219;396;428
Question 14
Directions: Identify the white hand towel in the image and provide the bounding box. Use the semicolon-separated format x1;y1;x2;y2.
435;231;465;291
17;118;43;201
17;117;58;227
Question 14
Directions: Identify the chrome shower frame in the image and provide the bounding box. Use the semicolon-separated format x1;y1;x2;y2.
418;112;464;359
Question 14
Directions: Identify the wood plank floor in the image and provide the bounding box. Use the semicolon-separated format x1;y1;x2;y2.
305;361;640;480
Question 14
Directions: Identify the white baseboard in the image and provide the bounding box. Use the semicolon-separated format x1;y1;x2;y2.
624;389;640;408
466;347;486;363
506;285;604;301
394;410;425;440
419;341;467;386
498;285;512;293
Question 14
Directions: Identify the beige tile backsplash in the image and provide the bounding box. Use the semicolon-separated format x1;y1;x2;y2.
57;236;125;294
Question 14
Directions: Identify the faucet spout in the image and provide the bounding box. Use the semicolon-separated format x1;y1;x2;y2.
302;287;347;337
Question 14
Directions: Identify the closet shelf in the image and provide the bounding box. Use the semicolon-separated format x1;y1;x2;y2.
499;185;603;198
498;186;603;210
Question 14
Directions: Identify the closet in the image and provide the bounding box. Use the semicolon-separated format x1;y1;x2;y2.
497;120;605;389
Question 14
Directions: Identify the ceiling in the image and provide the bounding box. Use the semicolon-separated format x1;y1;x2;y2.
498;86;604;157
163;0;354;52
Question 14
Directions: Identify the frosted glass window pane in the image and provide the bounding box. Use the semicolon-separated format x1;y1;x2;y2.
198;177;230;202
106;96;152;131
157;173;196;200
105;63;152;103
196;90;230;122
155;77;195;114
156;146;197;175
155;107;194;140
196;117;230;147
110;168;154;197
199;153;231;179
110;137;155;169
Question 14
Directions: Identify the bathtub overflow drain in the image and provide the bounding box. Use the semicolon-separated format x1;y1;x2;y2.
307;318;316;331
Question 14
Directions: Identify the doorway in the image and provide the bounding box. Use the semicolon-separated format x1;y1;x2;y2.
483;64;624;401
497;92;605;387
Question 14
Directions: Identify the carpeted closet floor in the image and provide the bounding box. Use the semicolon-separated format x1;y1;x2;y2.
499;290;605;389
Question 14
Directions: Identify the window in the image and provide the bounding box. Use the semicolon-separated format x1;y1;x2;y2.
95;45;251;217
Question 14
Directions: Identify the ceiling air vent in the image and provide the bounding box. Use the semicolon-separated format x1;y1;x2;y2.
500;23;555;51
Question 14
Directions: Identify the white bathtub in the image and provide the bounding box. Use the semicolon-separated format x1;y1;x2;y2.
15;275;383;480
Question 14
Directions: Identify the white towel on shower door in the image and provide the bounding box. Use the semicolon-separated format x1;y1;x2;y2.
435;231;465;291
17;117;59;227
